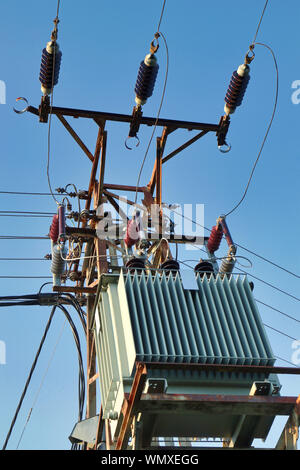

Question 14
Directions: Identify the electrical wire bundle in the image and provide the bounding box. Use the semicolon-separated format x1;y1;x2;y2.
1;292;87;451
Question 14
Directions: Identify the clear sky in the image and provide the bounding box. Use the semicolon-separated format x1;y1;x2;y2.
0;0;299;450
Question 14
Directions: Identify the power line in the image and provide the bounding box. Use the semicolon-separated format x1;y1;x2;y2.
0;211;55;215
16;319;66;450
255;299;300;325
252;0;269;45
174;209;300;279
264;322;298;342
234;242;300;279
0;276;52;279
0;236;49;240
0;191;61;196
2;305;56;450
236;266;300;303
0;258;49;261
2;292;86;451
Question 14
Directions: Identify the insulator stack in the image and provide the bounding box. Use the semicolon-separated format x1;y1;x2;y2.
58;204;66;243
124;218;140;248
50;242;66;286
126;257;145;273
219;256;235;276
206;225;223;254
194;260;214;278
134;54;159;106
39;41;62;95
49;214;59;243
224;64;250;115
160;259;180;277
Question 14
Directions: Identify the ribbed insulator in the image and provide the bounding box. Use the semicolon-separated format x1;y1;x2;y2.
206;225;223;254
219;256;235;276
160;259;180;276
58;205;66;242
49;215;59;243
134;54;159;105
126;257;145;273
51;243;66;275
39;43;62;94
124;219;140;248
194;260;214;278
224;64;250;114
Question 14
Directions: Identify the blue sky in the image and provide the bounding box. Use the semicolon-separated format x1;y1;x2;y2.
0;0;299;450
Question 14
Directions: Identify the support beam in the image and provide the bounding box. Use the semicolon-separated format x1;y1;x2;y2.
56;114;94;162
86;295;97;419
162;130;209;164
28;105;220;132
115;363;148;450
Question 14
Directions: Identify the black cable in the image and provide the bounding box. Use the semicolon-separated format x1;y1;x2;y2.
0;191;61;196
252;0;269;45
0;236;49;240
2;299;86;450
0;258;49;261
0;276;52;279
255;299;300;325
0;211;55;215
174;209;300;279
2;305;57;450
264;323;298;342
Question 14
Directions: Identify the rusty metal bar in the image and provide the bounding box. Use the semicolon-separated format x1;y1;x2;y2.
134;393;299;417
143;362;300;376
56;114;94;162
97;130;107;206
52;285;97;294
93;406;104;450
105;193;129;222
115;363;148;450
66;226;96;238
27;105;220;132
162;130;209;164
85;127;104;213
156;137;162;208
103;189;138;207
86;295;97;419
103;184;146;193
148;127;170;195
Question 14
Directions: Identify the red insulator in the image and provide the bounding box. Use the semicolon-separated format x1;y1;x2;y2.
206;225;223;254
49;214;59;243
124;218;140;248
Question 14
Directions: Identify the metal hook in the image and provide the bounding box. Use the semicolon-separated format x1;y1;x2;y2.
245;45;255;64
13;97;29;114
150;33;160;54
125;135;140;150
218;142;231;154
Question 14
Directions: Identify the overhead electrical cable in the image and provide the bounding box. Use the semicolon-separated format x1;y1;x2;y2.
2;296;85;450
252;0;269;45
173;209;300;279
16;319;66;450
0;190;62;196
2;305;56;450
